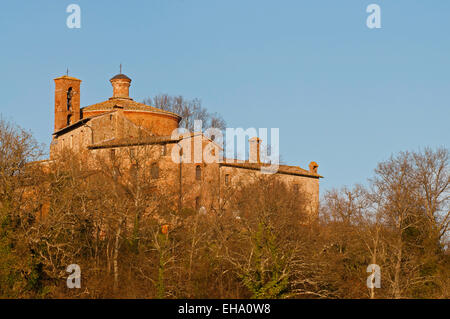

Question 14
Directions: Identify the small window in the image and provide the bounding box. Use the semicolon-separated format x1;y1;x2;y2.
293;184;299;192
130;148;135;157
131;164;138;182
67;114;72;126
161;144;167;156
225;174;230;186
195;165;202;181
110;149;116;161
195;196;200;211
151;163;159;179
70;135;73;148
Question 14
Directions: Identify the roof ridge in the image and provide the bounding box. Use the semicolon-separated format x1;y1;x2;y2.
81;99;181;118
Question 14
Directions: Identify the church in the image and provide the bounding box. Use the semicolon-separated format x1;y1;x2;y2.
49;71;322;215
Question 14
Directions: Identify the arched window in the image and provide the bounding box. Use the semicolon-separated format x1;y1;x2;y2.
225;174;230;186
151;163;159;179
196;165;202;181
67;87;73;111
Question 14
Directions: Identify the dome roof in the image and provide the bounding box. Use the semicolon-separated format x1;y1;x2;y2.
81;99;181;119
110;73;131;81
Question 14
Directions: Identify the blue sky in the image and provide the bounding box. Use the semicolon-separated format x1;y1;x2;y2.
0;0;449;192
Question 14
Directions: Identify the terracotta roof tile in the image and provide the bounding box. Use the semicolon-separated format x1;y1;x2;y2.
82;99;181;118
88;136;180;149
220;161;322;178
110;73;131;81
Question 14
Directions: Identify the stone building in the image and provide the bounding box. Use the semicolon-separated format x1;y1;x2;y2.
49;72;322;215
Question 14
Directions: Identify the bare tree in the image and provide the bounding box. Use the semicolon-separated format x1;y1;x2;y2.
368;149;449;298
0;116;44;297
411;147;449;245
143;94;226;131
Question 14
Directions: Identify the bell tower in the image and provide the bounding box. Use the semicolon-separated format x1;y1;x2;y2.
54;75;81;131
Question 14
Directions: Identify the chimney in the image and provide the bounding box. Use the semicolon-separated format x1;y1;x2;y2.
109;73;132;100
309;161;319;174
249;137;261;163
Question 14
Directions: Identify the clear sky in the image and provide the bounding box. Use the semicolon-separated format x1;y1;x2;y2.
0;0;449;193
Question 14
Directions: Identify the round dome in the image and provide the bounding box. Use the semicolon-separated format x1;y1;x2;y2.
110;73;131;81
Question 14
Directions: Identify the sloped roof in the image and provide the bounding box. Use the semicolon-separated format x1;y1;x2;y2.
110;73;131;81
54;75;81;81
52;111;116;136
81;98;181;119
88;136;180;149
220;161;322;178
88;131;224;151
